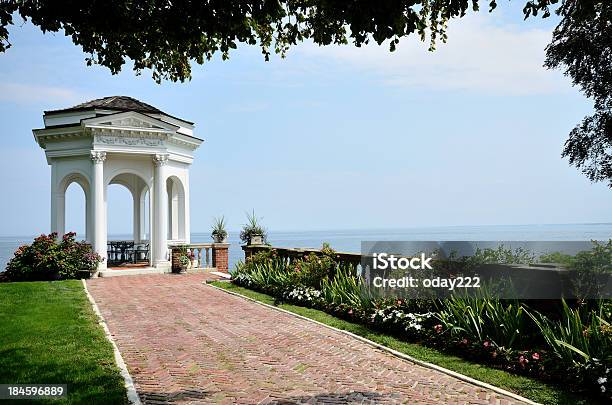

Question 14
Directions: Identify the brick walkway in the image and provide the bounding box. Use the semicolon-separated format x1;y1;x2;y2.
87;274;522;404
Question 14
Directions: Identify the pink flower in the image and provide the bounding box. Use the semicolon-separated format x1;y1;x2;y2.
433;324;443;333
483;341;490;348
491;351;498;359
531;352;540;361
348;309;353;315
518;355;529;368
462;338;469;345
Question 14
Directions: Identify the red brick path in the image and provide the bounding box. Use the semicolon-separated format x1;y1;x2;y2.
87;274;521;404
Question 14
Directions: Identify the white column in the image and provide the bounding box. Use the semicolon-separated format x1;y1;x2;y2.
133;188;141;244
152;153;170;268
50;163;65;238
167;181;174;240
183;172;190;243
85;192;93;243
139;190;147;240
91;151;107;269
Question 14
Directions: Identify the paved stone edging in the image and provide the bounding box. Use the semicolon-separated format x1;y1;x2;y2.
206;281;539;405
81;279;142;405
209;271;231;279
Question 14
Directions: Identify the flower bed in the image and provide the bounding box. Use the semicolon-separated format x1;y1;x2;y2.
232;244;612;400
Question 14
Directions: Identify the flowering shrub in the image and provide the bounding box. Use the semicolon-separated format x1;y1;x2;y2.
233;272;255;287
236;245;339;291
4;232;102;281
509;350;546;375
243;249;278;270
370;307;434;339
593;362;610;394
291;252;336;289
283;286;323;305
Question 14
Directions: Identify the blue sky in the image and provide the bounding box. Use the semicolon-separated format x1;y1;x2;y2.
0;3;610;236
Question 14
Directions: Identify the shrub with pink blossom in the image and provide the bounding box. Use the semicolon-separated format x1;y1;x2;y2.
4;232;102;281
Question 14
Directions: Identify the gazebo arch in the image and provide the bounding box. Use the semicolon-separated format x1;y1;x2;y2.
55;171;93;242
33;96;203;271
167;175;187;242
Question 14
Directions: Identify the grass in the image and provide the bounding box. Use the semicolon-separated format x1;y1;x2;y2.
211;281;597;405
0;280;128;404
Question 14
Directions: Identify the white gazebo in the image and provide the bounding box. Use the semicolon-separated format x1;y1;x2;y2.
33;96;202;271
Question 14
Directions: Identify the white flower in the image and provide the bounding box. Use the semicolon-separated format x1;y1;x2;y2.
601;386;606;393
597;377;607;385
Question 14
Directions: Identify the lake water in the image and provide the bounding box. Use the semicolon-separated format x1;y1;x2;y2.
1;223;611;272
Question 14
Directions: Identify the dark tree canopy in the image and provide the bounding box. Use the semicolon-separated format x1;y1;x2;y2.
0;1;610;186
0;1;559;82
545;0;612;187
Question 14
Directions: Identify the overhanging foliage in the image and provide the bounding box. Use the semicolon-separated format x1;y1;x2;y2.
0;1;560;82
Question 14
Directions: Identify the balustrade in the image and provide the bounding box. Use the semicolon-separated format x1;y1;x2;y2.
169;243;221;271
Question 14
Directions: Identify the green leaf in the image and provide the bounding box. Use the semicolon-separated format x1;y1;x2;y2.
554;340;590;361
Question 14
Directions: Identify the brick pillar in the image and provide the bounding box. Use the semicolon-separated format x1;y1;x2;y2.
170;248;181;271
212;243;229;272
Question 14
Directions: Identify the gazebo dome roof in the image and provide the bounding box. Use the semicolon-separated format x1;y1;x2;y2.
41;95;195;129
35;95;202;149
45;96;163;115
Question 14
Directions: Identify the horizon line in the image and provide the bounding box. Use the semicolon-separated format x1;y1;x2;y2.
1;221;611;239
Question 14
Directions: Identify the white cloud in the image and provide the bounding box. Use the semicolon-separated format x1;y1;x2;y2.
297;14;569;95
0;82;85;105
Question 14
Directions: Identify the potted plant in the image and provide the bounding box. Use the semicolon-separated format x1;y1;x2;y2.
173;245;190;273
178;254;190;273
240;210;267;245
211;216;228;243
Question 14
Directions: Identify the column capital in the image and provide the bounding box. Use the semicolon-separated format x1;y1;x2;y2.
153;153;169;167
90;151;106;164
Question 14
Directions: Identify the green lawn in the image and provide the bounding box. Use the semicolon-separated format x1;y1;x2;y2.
211;281;597;405
0;280;128;404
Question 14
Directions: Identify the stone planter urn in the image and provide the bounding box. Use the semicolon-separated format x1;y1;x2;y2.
249;235;263;245
173;260;188;274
